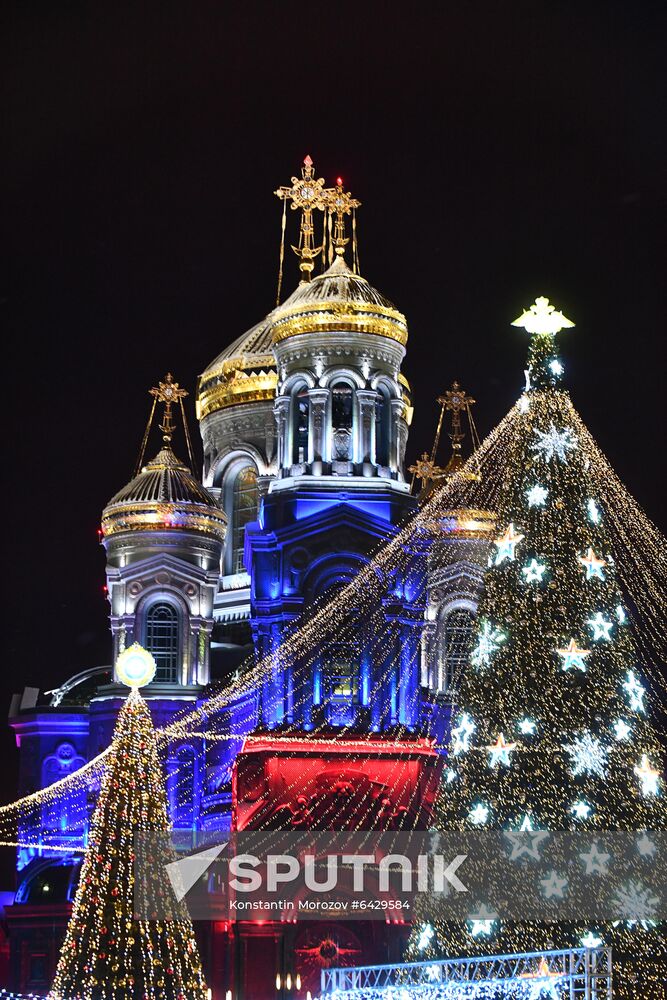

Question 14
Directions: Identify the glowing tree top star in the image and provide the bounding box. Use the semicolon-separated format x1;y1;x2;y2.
530;423;578;463
556;638;591;672
578;546;606;580
562;733;608;778
493;522;525;564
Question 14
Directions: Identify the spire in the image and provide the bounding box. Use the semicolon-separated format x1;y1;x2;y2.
512;296;574;391
324;176;361;267
275;155;328;283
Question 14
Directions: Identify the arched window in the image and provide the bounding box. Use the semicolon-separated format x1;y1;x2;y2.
145;602;180;683
331;381;354;461
374;386;391;467
232;465;258;572
292;385;310;464
322;642;360;726
437;607;476;694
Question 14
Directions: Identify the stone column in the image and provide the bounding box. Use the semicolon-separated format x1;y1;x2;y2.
357;389;377;475
389;398;404;476
307;388;329;475
274;395;290;475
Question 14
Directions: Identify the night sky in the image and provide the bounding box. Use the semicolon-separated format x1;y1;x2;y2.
1;3;665;808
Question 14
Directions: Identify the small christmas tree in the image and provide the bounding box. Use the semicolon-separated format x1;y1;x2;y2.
407;299;665;998
49;644;207;1000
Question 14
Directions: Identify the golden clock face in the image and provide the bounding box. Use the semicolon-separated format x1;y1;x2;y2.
115;643;156;689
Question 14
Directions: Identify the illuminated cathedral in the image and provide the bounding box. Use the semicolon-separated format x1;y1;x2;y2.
4;159;493;998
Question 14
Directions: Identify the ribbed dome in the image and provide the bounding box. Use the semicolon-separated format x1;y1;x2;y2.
197;318;278;421
269;256;408;347
101;446;226;540
200;319;275;380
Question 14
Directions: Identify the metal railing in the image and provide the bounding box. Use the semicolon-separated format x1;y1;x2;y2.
320;946;612;998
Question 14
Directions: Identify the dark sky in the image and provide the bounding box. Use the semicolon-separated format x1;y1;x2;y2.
1;3;665;801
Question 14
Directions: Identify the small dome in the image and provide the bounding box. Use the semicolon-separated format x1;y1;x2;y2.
101;446;227;540
269;256;408;348
197;318;278;420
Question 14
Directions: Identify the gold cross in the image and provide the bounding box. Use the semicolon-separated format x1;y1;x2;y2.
275;155;328;281
324;176;361;259
150;373;188;441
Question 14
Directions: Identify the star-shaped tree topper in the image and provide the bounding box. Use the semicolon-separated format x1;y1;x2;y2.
512;297;575;336
579;547;606;580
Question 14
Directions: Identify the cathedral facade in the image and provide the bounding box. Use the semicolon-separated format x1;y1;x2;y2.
5;160;492;998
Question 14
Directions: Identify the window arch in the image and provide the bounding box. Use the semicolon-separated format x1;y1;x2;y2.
374;385;391;467
232;465;259;572
291;384;310;464
331;380;354;461
437;606;476;694
144;602;180;683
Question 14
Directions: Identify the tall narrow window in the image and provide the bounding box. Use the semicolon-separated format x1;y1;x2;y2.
331;382;354;461
292;385;310;464
437;607;476;693
322;644;359;725
232;465;258;572
145;603;179;683
374;387;391;467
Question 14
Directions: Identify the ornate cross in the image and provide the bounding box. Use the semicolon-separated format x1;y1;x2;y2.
275;155;328;281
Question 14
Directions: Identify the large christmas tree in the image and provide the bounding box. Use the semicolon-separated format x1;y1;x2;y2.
49;651;207;1000
407;299;665;997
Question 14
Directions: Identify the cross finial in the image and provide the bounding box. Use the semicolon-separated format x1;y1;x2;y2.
275;155;328;281
512;297;575;336
324;176;361;261
437;381;476;459
150;373;189;442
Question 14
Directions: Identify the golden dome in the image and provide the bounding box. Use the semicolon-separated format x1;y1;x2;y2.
196;319;278;420
101;446;227;540
269;256;408;347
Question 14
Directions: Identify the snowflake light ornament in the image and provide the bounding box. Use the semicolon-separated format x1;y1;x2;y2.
531;424;578;463
526;484;548;507
636;833;656;858
562;733;608;778
470;621;506;668
622;670;646;712
451;713;476;756
571;800;592;820
518;718;537;735
613;880;659;928
469;803;490;826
